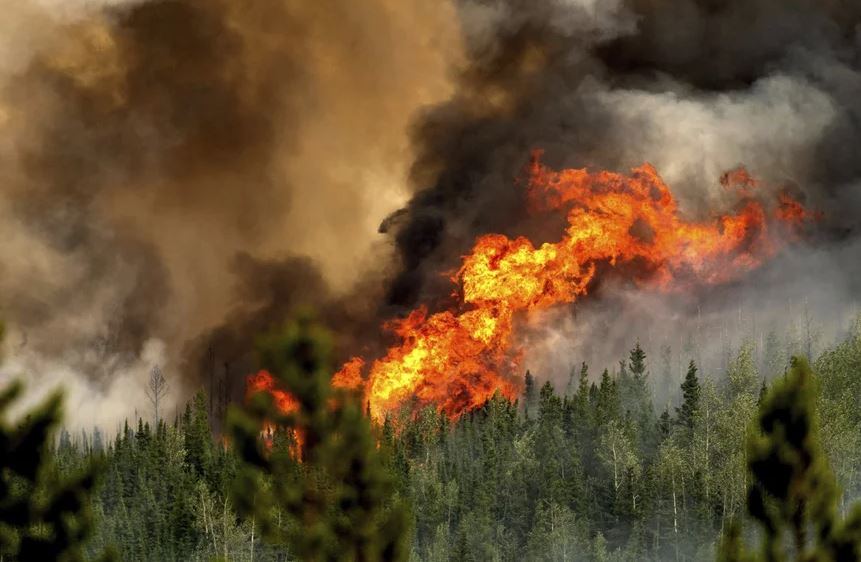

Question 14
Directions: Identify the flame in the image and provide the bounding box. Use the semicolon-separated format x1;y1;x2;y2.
255;153;815;423
776;192;821;225
246;364;366;457
330;357;366;392
246;370;303;456
247;369;300;413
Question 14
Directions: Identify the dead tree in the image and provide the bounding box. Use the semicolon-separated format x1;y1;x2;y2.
146;365;169;427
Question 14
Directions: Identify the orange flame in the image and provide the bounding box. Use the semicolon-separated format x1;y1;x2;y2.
246;370;303;456
247;369;300;413
776;192;821;225
246;364;366;457
255;154;815;423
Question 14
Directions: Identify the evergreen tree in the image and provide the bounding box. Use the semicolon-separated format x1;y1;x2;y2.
657;407;671;439
629;342;647;380
523;370;537;419
0;320;113;561
719;357;861;561
229;314;410;561
0;322;113;561
577;362;590;404
676;361;700;430
184;392;213;481
596;369;618;427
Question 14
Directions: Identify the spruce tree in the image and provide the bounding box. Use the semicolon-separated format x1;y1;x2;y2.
629;342;647;380
184;392;213;481
676;361;700;430
523;370;537;419
719;357;861;561
228;314;410;561
0;324;114;561
657;407;672;439
596;369;618;427
577;362;590;401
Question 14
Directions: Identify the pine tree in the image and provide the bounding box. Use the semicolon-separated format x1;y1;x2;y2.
184;392;213;481
676;361;700;430
577;362;590;402
596;369;618;427
624;342;655;452
0;362;114;560
629;342;647;380
657;407;671;439
719;357;861;561
1;321;107;560
228;314;410;561
523;370;537;419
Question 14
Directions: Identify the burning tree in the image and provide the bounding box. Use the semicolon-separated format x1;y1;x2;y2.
228;314;410;561
329;157;815;423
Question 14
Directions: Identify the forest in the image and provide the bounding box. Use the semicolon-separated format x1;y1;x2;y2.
3;0;861;560
3;315;861;562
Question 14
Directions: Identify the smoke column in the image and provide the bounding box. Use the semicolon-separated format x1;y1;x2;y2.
2;0;860;425
0;0;459;425
382;0;861;397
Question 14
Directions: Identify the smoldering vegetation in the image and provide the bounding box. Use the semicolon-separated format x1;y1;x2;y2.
1;0;861;426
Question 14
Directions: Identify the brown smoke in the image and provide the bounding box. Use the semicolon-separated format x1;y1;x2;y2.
0;0;460;420
4;0;861;427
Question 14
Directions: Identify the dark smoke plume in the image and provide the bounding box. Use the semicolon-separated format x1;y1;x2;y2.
379;0;861;397
387;0;861;310
2;0;860;426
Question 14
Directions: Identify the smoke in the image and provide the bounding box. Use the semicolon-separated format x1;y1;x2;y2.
379;0;861;392
521;237;861;401
0;0;459;427
2;0;860;426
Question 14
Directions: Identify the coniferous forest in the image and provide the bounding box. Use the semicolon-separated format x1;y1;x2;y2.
5;0;861;560
4;316;861;562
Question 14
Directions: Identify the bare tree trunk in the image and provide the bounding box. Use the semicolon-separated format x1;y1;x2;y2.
250;516;255;562
612;443;619;492
704;405;711;501
672;472;679;562
146;365;168;427
209;346;214;416
222;496;229;561
201;490;218;557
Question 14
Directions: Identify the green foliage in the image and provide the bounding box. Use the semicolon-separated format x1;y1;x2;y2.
0;380;113;561
629;342;647;380
228;315;410;562
9;317;861;562
719;357;861;562
676;361;700;430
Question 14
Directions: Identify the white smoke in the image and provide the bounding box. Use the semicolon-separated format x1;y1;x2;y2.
0;338;174;432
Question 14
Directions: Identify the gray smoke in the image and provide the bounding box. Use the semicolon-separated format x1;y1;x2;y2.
384;0;861;392
1;0;860;425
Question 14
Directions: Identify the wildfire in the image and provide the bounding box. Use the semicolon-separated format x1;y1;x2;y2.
252;153;814;423
247;369;300;413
